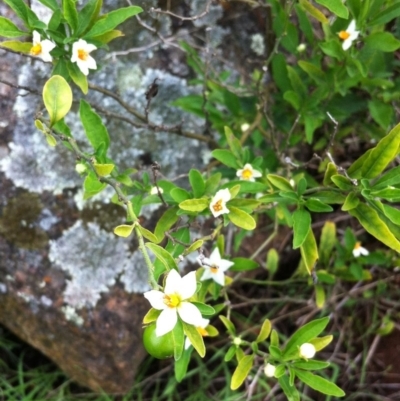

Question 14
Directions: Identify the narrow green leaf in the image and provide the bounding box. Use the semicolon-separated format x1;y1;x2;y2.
256;319;272;343
381;204;400;225
79;99;110;151
342;192;360;211
347;148;373;179
349;203;400;252
294;369;345;397
114;224;134;238
185;239;204;254
93;163;114;176
365;32;400;52
293;209;311;249
319;221;336;267
43;75;73;127
219;315;236;335
330;175;354;190
298;60;325;84
0;40;31;53
372;165;400;189
179;198;209;212
300;228;319;274
67;61;88;94
83;171;106;199
191;302;215;316
278;375;300;401
283;317;329;358
315;284;325;308
37;0;58;11
45;134;57;147
230;257;259;272
315;0;348;18
231;354;254;390
211;149;240;169
189;169;206;198
293;360;330;370
227;206;256;230
154;207;179;243
305;198;333;212
76;0;103;35
63;0;79;31
146;243;178;271
267;174;293;191
85;6;143;37
310;335;333;351
224;345;236;362
183;322;205;357
172;319;184;361
370;2;400;26
224;126;242;159
3;0;38;27
137;226;158;243
175;347;193;382
90;29;123;44
142;308;160;324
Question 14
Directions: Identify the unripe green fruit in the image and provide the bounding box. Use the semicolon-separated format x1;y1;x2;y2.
143;324;174;359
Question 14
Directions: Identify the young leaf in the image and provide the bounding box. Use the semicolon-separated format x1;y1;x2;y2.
0;40;31;53
341;192;360;211
283;317;330;359
154;207;179;243
85;6;143;37
183;322;205;357
227;206;256;230
93;163;114;176
256;319;272;343
230;354;254;390
113;224;134;238
43;75;73;127
146;243;178;271
189;169;206;198
179;198;209;212
219;315;236;335
310;335;333;351
294;369;345;397
300;228;318;274
79;99;110;152
142;308;160;324
137;226;158;243
293;209;311;249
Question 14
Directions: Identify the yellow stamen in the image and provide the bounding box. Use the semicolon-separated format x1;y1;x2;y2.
212;199;223;212
197;327;208;337
30;43;42;56
241;168;253;180
354;242;361;250
163;293;181;308
210;264;219;274
78;48;88;61
339;31;350;40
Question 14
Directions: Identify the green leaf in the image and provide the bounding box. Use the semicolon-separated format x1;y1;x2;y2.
315;0;348;18
368;99;393;130
93;163;114;176
305;198;333;212
227;206;256;230
146;243;178;271
294;369;345;397
37;0;58;11
67;61;88;94
230;257;259;272
179;198;209;212
231;354;254;390
170;188;191;203
309;335;333;351
79;99;110;152
0;40;31;53
172;319;184;361
370;187;400;201
63;0;78;31
287;66;307;99
348;148;373;179
90;29;123;44
267;174;293;191
319;221;336;266
43;75;73;127
142;308;160;324
45;134;57;147
224;126;242;159
298;61;325;85
364;32;400;52
48;8;62;30
349;203;400;252
185;239;204;254
369;2;400;26
256;319;272;343
300;229;319;274
137;226;158;243
175;347;193;382
219;315;236;335
154;207;178;243
76;0;103;36
85;6;143;37
3;0;38;27
189;169;205;198
266;248;279;275
211;149;240;169
191;302;215;315
342;192;360;211
293;209;311;249
83;171;106;199
278;375;300;401
113;224;134;238
315;284;325;308
283;317;330;359
229;184;241;199
183;321;205;357
228;199;260;211
372;165;400;189
330;175;354;190
381;203;400;225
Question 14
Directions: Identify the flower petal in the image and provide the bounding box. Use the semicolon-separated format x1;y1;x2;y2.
178;302;203;326
32;30;40;44
179;271;197;300
164;269;182;294
219;259;234;272
77;60;89;75
209;247;222;264
156;308;177;336
200;269;213;282
143;290;166;310
211;269;226;286
85;55;97;70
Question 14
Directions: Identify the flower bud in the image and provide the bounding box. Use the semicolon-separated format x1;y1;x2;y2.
264;363;276;378
299;343;316;359
75;163;87;174
233;337;242;346
297;43;306;52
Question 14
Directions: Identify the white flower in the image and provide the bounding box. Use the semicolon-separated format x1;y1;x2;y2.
338;20;360;51
241;123;250;132
264;363;276;378
199;247;234;286
150;186;163;195
236;163;262;182
209;188;231;218
299;343;316;359
71;39;97;76
353;242;369;257
184;317;210;349
297;43;306;52
143;269;203;337
30;31;55;62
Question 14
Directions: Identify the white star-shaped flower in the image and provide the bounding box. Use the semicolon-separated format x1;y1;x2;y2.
299;343;316;359
338;20;360;51
184;317;210;349
209;188;231;218
143;269;203;337
71;39;97;76
352;242;369;257
30;31;55;62
199;247;234;286
236;163;262;182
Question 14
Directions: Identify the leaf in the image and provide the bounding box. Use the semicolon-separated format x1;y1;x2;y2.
90;29;124;44
37;0;58;11
231;354;254;390
310;335;333;351
67;61;88;94
183;322;205;357
191;302;215;315
381;204;400;225
0;40;31;53
172;319;185;361
372;165;400;189
3;0;38;27
368;99;393;130
364;32;400;52
76;0;103;35
93;163;114;176
83;171;106;199
283;317;330;359
360;123;400;179
305;198;333;212
189;169;205;198
175;346;193;382
63;0;78;31
79;99;110;151
315;0;348;18
45;134;57;147
319;221;336;267
113;224;134;238
85;6;143;37
179;198;209;212
219;315;236;335
342;192;360;211
293;360;330;370
230;257;259;272
137;226;158;243
267;174;293;191
348;203;400;252
315;284;325;308
293;209;311;249
330;175;354;190
224;126;242;159
266;248;279;275
294;369;345;397
256;319;272;343
300;229;319;274
185;239;204;254
298;61;325;85
43;75;73;127
278;375;300;401
146;243;178;271
142;308;160;324
369;2;400;26
227;206;256;230
154;207;179;243
211;149;240;169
